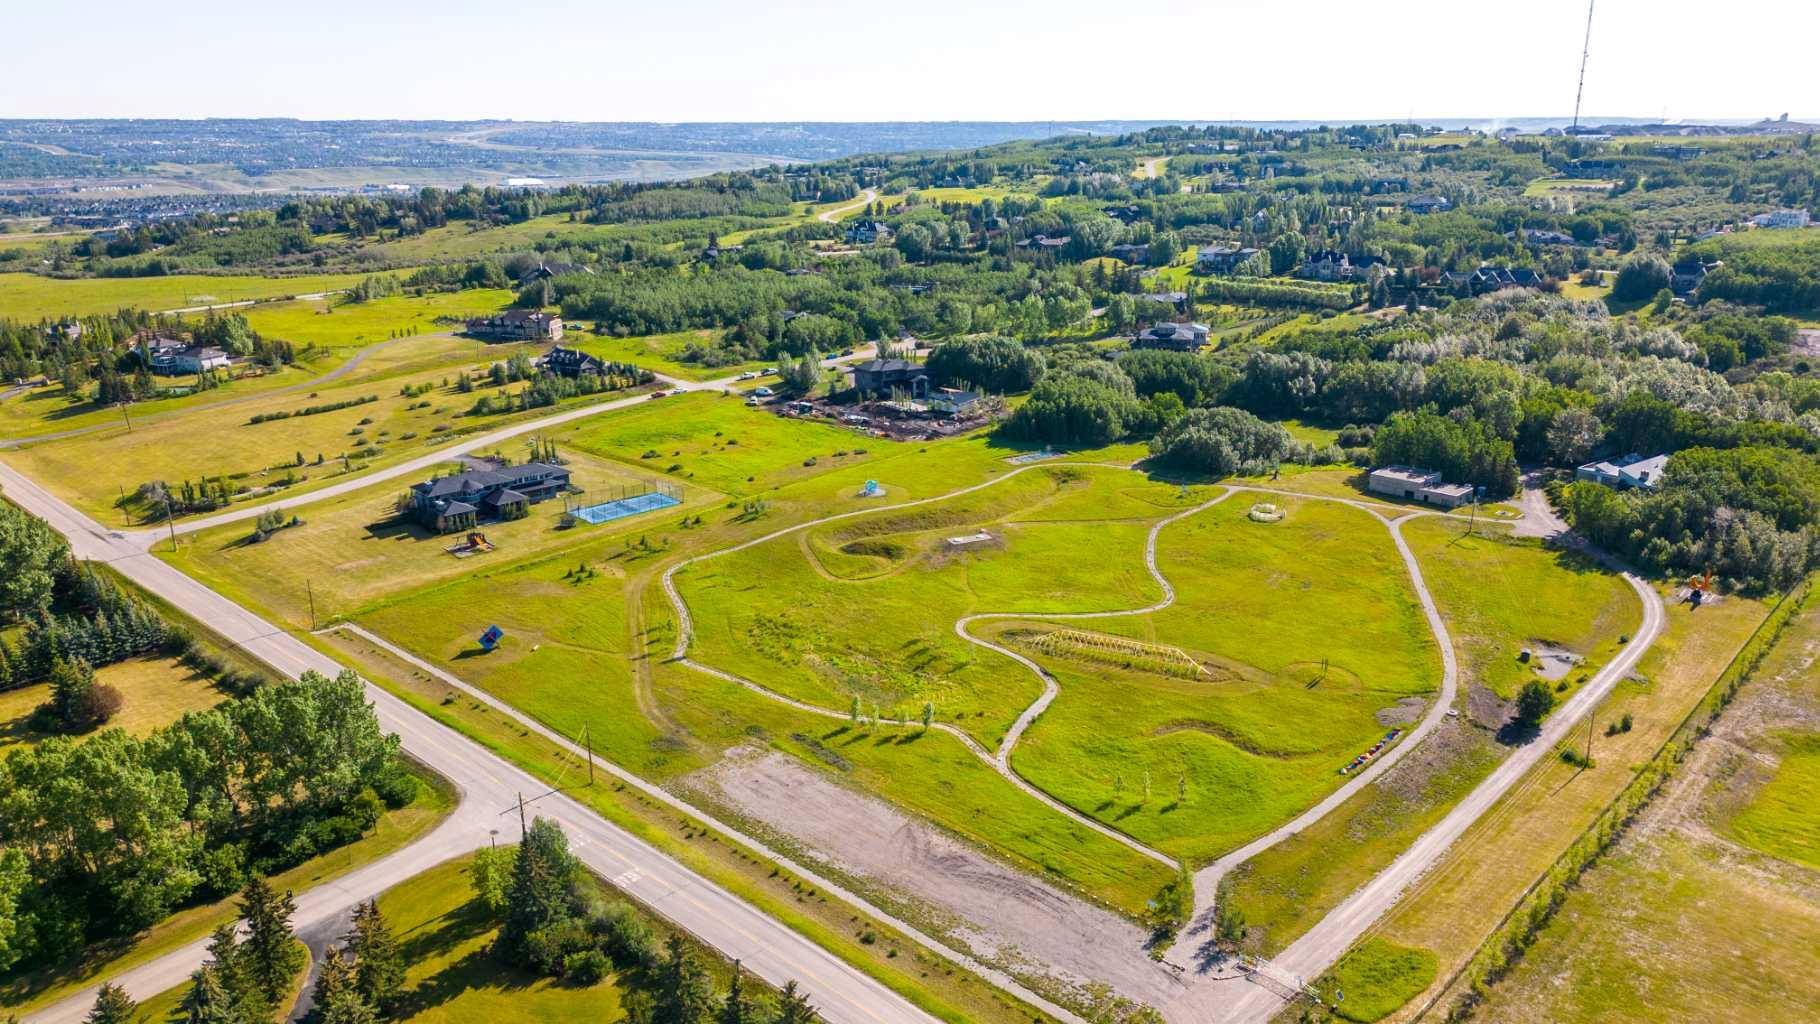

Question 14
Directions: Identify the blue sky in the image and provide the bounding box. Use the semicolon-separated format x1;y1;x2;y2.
7;0;1814;123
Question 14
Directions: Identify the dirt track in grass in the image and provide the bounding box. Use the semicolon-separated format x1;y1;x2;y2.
690;749;1189;1008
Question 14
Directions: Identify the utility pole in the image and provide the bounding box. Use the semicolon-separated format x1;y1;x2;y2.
118;402;132;433
1571;0;1597;131
163;498;178;553
585;727;595;786
1585;711;1596;766
306;580;317;632
516;792;527;839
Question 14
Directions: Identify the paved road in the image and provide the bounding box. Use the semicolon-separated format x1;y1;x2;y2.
1164;541;1665;1024
0;459;940;1024
137;347;874;539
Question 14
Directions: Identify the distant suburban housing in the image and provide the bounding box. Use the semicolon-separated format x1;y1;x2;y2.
1750;209;1812;229
1197;243;1261;274
1367;466;1474;508
928;387;982;416
1015;233;1070;252
699;243;743;261
1441;265;1545;295
1139;290;1188;310
1109;242;1150;263
1576;453;1669;490
466;310;564;341
1299;249;1375;281
409;462;572;533
1519;228;1577;246
1406;194;1452;214
538;345;608;378
850;358;930;398
141;335;230;376
1133;322;1210;352
517;261;591;287
845;220;893;244
1671;259;1718;295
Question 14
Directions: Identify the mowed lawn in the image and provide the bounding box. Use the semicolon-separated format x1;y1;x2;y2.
0;270;389;320
0;655;230;755
161;446;696;626
5;342;584;522
1009;495;1441;862
560;390;883;494
357;544;686;777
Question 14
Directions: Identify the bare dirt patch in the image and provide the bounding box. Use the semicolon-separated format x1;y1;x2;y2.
1524;641;1582;682
1376;696;1427;727
684;749;1187;1007
1467;682;1513;731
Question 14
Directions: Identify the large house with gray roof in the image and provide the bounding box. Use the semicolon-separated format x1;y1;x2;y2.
409;462;572;533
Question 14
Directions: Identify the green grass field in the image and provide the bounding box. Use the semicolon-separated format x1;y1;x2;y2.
0;271;391;320
1220;515;1639;953
562;390;880;494
569;331;771;381
1318;937;1438;1023
1400;517;1639;699
242;288;518;349
1726;732;1820;869
3;341;603;522
1009;495;1440;862
0;655;230;756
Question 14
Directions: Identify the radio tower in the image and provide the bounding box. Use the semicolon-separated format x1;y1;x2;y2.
1571;0;1597;131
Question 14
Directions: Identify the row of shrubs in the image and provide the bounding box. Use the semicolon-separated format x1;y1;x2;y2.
249;393;378;424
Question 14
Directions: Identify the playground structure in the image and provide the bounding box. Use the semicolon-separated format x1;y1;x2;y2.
1014;626;1211;680
946;530;993;547
1683;568;1716;606
444;531;494;558
859;479;885;498
567;480;683;525
1248;501;1285;523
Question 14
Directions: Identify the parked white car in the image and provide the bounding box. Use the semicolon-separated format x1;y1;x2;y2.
753;386;774;397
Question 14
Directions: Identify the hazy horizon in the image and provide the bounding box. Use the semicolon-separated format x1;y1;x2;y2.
8;0;1815;124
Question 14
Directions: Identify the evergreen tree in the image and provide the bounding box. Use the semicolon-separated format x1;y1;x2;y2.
179;965;240;1024
84;983;137;1024
238;877;304;1005
717;961;753;1024
345;899;403;1011
203;922;270;1023
497;818;579;967
652;934;715;1024
312;946;379;1024
772;981;818;1024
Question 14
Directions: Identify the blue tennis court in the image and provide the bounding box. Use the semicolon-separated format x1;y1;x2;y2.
572;490;681;524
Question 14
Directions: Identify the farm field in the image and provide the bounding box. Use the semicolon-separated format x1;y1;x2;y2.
1220;518;1640;955
0;654;230;756
1463;593;1820;1024
0;768;452;1015
2;342;624;522
1363;585;1775;1023
0;270;389;320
